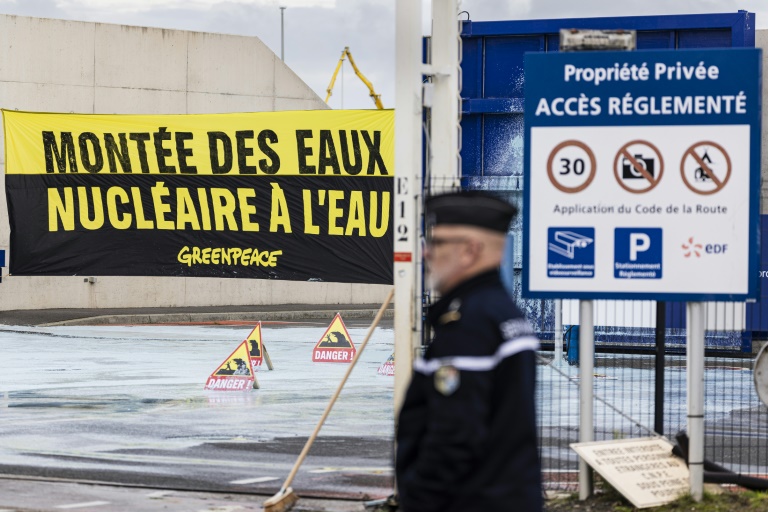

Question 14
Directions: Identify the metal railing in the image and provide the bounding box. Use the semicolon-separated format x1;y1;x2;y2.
531;300;768;491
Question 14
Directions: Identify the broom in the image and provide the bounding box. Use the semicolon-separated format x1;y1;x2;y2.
263;288;395;512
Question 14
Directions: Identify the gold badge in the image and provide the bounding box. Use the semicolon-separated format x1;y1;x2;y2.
438;311;461;324
434;365;460;396
438;299;462;325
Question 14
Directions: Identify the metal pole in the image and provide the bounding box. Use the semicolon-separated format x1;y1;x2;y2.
686;301;705;501
578;299;594;500
654;301;666;435
280;6;285;61
393;0;423;418
429;0;460;191
554;299;563;366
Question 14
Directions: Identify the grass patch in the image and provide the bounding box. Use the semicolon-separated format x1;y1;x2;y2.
545;488;768;511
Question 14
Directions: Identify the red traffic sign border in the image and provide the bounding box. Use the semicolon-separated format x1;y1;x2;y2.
680;141;732;196
546;140;597;194
613;140;665;194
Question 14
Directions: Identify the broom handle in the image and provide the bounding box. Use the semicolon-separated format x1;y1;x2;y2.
279;287;394;491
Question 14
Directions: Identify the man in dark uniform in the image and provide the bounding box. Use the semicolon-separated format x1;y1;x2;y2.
396;191;542;512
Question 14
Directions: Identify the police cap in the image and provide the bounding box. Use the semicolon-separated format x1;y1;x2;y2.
425;191;517;233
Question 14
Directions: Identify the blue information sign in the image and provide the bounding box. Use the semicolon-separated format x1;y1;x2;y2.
523;48;761;300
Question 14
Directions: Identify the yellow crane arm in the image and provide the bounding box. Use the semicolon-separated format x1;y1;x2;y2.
324;49;347;103
344;48;384;109
324;47;384;109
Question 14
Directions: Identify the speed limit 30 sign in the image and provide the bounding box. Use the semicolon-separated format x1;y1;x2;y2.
547;140;597;193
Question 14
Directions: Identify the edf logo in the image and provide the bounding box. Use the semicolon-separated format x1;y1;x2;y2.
614;228;663;279
682;237;728;257
706;243;728;254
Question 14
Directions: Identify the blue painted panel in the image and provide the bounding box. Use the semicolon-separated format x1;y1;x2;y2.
461;36;483;99
461;114;483;177
484;36;543;98
745;214;768;334
731;12;754;47
481;114;524;176
463;98;523;114
546;34;559;52
679;29;732;48
462;13;752;37
665;302;686;329
637;30;674;49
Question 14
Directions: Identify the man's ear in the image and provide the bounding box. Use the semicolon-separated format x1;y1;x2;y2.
463;238;483;261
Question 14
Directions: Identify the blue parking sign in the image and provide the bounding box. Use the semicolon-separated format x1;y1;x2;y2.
614;228;662;279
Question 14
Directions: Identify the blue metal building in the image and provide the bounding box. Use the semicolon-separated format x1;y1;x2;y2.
459;11;758;352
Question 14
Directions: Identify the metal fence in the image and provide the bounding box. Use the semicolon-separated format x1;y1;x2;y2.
532;299;768;491
422;180;768;489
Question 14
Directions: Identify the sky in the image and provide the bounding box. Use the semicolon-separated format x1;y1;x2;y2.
0;0;764;110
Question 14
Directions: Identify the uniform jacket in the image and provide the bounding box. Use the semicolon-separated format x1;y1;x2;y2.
396;270;542;512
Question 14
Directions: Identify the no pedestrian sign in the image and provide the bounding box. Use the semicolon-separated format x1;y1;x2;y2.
522;48;761;300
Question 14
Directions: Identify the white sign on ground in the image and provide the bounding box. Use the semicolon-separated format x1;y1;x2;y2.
571;437;689;509
523;49;761;301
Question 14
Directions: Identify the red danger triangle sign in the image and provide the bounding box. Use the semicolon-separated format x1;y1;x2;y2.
313;313;356;363
246;322;266;370
204;340;255;391
377;353;394;376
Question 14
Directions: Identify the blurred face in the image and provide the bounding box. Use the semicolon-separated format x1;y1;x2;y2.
424;225;475;294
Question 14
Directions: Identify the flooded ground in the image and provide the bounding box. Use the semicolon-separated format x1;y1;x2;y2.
1;320;766;509
0;321;397;502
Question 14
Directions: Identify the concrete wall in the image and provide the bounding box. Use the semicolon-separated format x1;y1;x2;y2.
0;15;390;310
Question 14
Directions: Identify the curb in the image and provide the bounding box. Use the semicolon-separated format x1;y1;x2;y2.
40;309;395;327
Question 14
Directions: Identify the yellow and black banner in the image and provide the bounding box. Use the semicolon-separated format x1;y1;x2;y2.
3;109;394;284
